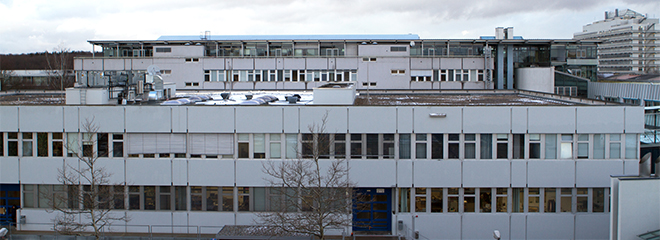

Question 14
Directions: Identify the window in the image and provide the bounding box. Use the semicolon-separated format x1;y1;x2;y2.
399;134;411;159
416;134;427;159
269;134;281;159
463;188;475;212
52;133;64;157
447;188;459;212
333;134;346;158
496;134;508;159
560;134;573;159
544;188;556;213
415;188;426;212
576;188;588;212
37;133;47;157
222;187;234;211
362;58;377;62
625;134;637;159
545;134;557;159
399;188;410;213
480;134;492;159
351;134;362;159
112;134;123;158
431;134;444;159
447;134;459;159
285;134;297;159
431;188;443;212
185;82;200;87
22;132;34;156
560;188;573;212
67;133;78;157
528;134;541;159
609;134;621;158
382;134;395;159
159;186;171;210
175;186;187;211
391;69;405;75
253;134;265;159
185;58;199;62
0;133;3;156
577;134;589;159
495;188;507;212
528;188;540;212
143;186;156;210
98;133;109;157
128;186;141;210
390;46;407;52
366;134;378;159
593;134;605;159
479;188;491;213
512;134;524;159
155;47;171;53
592;188;605;212
512;188;524;213
238;134;250;158
191;186;203;211
237;187;250;211
464;134;476;159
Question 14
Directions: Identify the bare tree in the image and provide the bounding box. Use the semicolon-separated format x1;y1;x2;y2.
45;45;74;91
260;114;355;240
0;69;13;91
47;118;128;240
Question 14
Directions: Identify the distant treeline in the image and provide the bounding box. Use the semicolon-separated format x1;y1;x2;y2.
0;51;96;70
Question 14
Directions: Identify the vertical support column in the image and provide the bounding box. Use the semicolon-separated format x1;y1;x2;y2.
507;44;514;89
496;44;505;90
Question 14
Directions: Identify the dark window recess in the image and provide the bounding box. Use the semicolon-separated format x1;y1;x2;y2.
390;46;407;52
431;134;443;159
155;47;171;53
98;133;108;157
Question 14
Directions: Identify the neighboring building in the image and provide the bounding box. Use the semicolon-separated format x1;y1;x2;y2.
0;85;644;239
610;176;660;240
574;9;659;75
75;33;597;98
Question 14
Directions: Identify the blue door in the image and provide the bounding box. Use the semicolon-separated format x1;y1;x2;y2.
353;188;391;232
0;184;20;225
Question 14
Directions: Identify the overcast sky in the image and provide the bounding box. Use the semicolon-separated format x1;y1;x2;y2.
1;0;658;54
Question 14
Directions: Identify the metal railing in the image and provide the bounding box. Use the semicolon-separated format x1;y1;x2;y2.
2;222;223;240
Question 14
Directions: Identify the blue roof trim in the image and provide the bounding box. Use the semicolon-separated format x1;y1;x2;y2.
157;34;421;41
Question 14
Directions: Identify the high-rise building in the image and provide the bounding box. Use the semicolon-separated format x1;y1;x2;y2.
574;9;659;75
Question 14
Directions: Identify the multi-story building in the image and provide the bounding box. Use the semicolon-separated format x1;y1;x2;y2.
574;9;659;75
75;34;597;97
0;85;644;239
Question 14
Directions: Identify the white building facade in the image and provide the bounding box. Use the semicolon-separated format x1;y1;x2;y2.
0;89;644;239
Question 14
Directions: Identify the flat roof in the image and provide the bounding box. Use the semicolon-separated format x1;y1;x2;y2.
157;34;421;41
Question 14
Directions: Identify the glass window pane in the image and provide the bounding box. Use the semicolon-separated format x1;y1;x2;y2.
480;134;492;159
399;134;411;159
431;189;442;212
399;188;410;213
544;188;556;213
592;188;605;212
560;142;573;159
610;143;621;159
286;134;297;159
625;134;637;159
545;134;557;159
480;188;491;213
593;134;605;159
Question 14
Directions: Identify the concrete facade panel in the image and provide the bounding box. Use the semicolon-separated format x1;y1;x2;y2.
125;106;172;132
440;58;462;69
576;160;623;187
526;214;575;239
79;106;125;132
397;160;413;187
188;160;235;186
19;158;62;184
462;160;510;187
203;58;225;69
348;107;396;133
349;160;396;187
336;58;358;69
299;107;347;134
254;58;276;69
410;58;432;69
511;160;527;187
528;107;576;133
306;58;328;69
0;158;19;182
413;107;462;133
0;106;18;131
125;159;171;185
103;59;125;70
235;107;283;133
463;107;510;133
462;214;510;240
413;160;461;187
528;160;575;187
187;107;235;133
577;107;624;133
231;59;254;70
511;107;527;133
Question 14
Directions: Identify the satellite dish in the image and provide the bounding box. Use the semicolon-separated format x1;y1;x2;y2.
147;65;161;75
410;41;415;47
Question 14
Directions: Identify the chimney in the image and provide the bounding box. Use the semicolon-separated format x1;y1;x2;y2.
605;11;608;19
615;9;619;17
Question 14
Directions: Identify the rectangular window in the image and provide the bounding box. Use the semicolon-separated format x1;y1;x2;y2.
175;186;187;211
269;134;281;159
592;188;605;212
237;187;250;211
190;186;203;211
285;134;297;159
399;134;411;159
399;188;410;213
333;134;346;158
496;134;508;159
593;134;605;159
577;134;589;159
560;188;573;212
128;186;140;210
82;133;93;158
155;47;171;53
479;188;492;213
431;188;443;212
448;134;459;159
366;134;378;159
222;187;234;211
495;188;507;212
253;134;265;159
98;133;109;157
112;134;123;158
447;188;459;212
463;188;475;213
37;132;48;157
144;186;156;210
528;188;540;212
52;133;64;157
206;186;218;211
23;184;35;208
512;134;524;159
23;132;34;156
431;134;443;159
576;188;588;212
159;186;171;210
512;188;524;213
610;134;621;158
529;134;541;159
390;46;407;52
351;134;362;159
544;188;556;213
238;134;249;158
8;133;19;156
382;134;395;159
415;188;426;212
416;134;427;159
545;134;557;159
480;134;492;159
301;133;313;158
464;134;476;159
625;134;637;159
560;134;573;159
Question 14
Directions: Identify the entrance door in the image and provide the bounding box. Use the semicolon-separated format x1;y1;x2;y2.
0;184;20;224
353;188;391;232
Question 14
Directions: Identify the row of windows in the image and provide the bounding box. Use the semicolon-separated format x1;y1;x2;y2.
398;187;609;214
24;185;608;214
409;69;485;82
0;133;638;160
204;69;358;82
